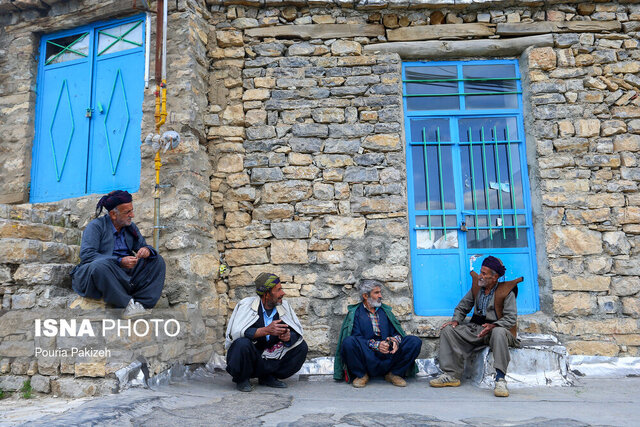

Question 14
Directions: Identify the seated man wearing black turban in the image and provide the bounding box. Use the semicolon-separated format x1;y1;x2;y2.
70;190;166;317
430;256;522;398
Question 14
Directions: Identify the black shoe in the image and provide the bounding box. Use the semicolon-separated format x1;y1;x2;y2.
258;375;287;388
236;379;253;392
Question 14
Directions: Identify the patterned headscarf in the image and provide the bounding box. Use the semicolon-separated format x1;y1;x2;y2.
482;256;506;277
95;190;132;217
255;273;280;296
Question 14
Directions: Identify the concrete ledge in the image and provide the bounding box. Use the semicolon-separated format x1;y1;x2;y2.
464;334;573;389
363;34;553;59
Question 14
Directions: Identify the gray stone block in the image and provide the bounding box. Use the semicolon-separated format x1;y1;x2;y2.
344;167;379;183
289;137;324;153
30;374;51;393
270;221;311;239
323;139;360;154
292;123;329;137
0;374;27;392
250;167;283;184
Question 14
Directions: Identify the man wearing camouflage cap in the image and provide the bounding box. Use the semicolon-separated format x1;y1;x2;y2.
225;273;308;392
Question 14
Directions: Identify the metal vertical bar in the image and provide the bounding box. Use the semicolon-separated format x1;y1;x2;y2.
422;128;432;240
481;127;493;240
145;12;151;89
436;127;447;237
493;126;506;239
468;128;480;240
506;124;519;239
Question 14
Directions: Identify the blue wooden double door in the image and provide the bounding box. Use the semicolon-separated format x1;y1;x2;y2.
403;60;539;316
30;15;146;203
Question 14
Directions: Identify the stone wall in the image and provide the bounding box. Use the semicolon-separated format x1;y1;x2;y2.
0;0;226;396
206;0;640;358
3;0;640;397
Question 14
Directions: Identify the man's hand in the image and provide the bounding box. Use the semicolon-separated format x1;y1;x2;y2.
120;256;138;269
478;323;496;338
136;247;151;259
278;328;291;343
388;337;399;354
378;340;390;354
263;319;288;337
441;320;459;329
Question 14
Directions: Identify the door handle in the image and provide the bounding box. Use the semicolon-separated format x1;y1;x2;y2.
460;221;467;232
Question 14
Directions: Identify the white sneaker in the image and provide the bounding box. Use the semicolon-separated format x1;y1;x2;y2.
494;378;509;397
123;299;146;318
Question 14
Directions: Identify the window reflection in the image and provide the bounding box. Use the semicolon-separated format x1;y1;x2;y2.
467;228;528;249
405;65;459;111
460;143;523;211
412;145;456;211
410;118;450;143
463;65;518;110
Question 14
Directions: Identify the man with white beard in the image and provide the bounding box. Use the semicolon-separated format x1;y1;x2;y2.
430;256;522;397
334;279;422;388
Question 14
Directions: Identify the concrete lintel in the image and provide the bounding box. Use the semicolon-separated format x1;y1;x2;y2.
363;34;553;60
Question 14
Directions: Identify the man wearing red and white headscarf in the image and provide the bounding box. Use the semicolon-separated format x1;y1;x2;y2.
429;256;522;398
70;190;165;317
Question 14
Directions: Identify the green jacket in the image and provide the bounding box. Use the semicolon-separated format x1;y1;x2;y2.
333;302;419;381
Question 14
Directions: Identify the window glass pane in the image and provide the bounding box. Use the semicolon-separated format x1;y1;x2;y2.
416;215;457;228
406;65;458;111
459;117;519;143
411;145;456;211
459;142;524;212
466;228;528;249
465;214;526;228
409;118;450;143
45;33;89;65
416;229;458;249
98;21;143;56
463;64;518;110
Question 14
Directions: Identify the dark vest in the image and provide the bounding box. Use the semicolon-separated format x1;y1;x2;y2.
470;271;523;338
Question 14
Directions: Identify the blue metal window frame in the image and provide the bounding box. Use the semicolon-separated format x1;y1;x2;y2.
31;14;145;203
403;59;540;315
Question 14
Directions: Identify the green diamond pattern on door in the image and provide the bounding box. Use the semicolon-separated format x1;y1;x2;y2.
48;79;75;182
103;68;130;175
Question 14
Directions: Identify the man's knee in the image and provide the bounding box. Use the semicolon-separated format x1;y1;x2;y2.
440;325;456;342
489;327;510;344
342;336;358;353
296;339;309;357
87;258;114;275
151;254;166;271
402;335;422;351
228;337;254;355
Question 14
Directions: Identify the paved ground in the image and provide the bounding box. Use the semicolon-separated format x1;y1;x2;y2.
1;373;638;426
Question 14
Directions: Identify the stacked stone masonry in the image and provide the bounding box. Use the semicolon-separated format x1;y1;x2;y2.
1;0;640;395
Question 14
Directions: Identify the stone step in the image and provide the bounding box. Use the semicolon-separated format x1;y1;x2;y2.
462;333;573;388
0;238;78;264
0;203;81;229
0;218;81;245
